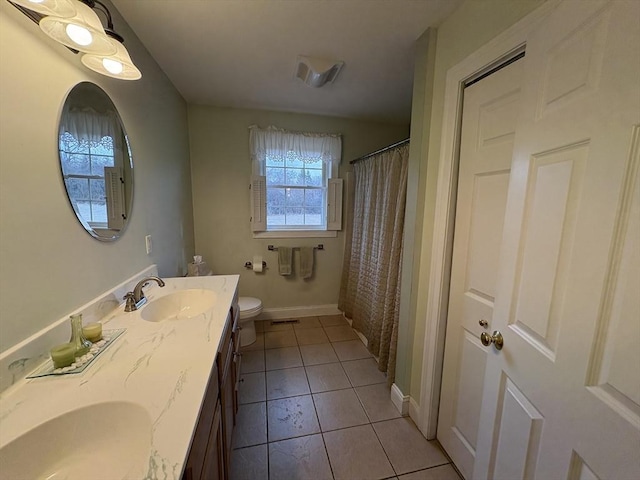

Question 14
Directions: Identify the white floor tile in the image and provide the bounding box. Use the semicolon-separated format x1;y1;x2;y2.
373;417;449;475
305;363;351;393
233;402;267;448
238;371;266;404
299;343;339;366
313;389;369;431
266;367;310;400
323;424;395;480
268;434;333;480
230;444;268;480
267;394;320;442
265;346;303;371
342;358;387;387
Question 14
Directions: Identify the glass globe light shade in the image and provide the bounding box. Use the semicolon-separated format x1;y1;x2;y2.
40;0;115;55
81;39;142;80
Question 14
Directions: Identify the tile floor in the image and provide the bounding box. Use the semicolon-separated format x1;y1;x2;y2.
231;314;462;480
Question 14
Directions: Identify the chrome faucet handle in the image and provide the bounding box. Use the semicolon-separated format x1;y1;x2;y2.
123;292;137;312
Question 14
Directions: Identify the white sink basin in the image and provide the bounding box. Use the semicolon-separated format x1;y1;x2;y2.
141;289;216;322
0;401;152;480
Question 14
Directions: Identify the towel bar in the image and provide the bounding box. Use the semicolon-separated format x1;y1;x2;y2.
267;244;324;251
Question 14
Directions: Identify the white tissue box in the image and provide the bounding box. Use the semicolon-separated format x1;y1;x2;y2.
187;262;211;276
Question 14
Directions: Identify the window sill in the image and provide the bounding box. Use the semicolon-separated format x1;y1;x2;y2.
253;230;338;239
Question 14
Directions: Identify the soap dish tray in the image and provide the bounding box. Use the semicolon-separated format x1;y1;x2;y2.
27;329;126;379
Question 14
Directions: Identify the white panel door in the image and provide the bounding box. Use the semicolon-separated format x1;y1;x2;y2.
438;59;524;480
472;1;640;478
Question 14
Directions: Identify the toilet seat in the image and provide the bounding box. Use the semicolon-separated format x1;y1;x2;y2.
238;297;262;318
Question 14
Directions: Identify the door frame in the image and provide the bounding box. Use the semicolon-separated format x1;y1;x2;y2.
417;0;561;440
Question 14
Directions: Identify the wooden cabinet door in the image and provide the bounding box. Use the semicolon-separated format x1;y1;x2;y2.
231;316;240;420
220;358;235;478
201;401;224;480
182;365;219;480
217;309;236;478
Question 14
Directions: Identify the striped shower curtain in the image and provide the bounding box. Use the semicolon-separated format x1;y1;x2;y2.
338;143;409;385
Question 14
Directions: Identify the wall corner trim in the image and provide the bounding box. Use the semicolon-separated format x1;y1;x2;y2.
391;383;411;416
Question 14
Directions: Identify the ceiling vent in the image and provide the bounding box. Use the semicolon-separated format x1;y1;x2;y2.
295;55;344;88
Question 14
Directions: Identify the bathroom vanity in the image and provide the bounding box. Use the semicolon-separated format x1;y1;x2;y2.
0;269;240;479
182;294;240;480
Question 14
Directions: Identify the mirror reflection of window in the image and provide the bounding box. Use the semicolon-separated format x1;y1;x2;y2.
59;128;115;226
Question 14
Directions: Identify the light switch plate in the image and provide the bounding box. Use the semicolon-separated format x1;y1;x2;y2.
145;235;152;254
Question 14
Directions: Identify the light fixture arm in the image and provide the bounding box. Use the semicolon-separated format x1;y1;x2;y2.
80;0;124;43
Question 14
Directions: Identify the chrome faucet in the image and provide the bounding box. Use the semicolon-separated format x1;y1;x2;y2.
123;276;165;312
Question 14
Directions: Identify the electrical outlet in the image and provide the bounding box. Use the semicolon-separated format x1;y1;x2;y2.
145;235;152;254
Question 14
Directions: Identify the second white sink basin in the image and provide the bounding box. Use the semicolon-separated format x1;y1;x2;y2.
0;401;152;480
141;289;217;322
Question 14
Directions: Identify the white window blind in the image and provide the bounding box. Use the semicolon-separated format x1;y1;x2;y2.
327;178;343;231
251;175;267;232
105;166;125;230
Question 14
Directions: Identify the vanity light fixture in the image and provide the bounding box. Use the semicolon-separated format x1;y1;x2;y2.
8;0;142;80
9;0;76;17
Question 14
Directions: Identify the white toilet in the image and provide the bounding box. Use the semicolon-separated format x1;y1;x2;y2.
238;296;263;346
188;257;262;346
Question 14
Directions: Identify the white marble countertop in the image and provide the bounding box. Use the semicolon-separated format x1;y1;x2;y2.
0;274;239;479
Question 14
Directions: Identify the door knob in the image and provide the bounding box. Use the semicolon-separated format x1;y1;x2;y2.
480;330;504;350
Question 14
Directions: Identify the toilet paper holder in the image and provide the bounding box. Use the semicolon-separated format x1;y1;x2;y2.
244;260;267;269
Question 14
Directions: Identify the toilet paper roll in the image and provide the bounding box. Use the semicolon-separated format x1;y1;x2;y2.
252;255;263;273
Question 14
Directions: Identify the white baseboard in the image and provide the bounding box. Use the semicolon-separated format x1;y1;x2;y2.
391;383;410;416
259;304;341;320
409;397;421;429
353;329;368;347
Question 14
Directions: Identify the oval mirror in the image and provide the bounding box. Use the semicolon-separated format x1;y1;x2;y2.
58;82;133;241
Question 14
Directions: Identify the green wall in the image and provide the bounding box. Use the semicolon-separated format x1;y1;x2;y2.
0;1;194;352
188;105;408;307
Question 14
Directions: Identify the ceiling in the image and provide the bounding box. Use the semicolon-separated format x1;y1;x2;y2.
111;0;463;125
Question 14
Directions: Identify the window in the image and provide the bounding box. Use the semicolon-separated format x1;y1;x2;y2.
249;126;343;237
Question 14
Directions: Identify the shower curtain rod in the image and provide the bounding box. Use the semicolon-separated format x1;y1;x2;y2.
349;138;410;165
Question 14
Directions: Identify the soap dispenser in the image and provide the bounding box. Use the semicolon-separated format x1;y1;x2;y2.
69;313;92;357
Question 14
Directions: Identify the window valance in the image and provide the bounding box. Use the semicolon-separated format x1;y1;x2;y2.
249;125;342;168
59;107;119;149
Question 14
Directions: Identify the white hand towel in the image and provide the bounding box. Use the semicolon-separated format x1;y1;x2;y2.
299;247;314;279
278;247;292;276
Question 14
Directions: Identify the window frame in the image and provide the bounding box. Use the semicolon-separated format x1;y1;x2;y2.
249;126;343;239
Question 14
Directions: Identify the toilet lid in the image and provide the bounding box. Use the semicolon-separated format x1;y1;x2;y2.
238;296;262;317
